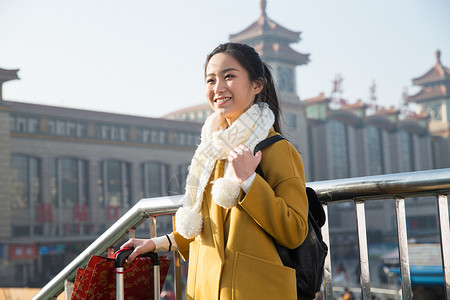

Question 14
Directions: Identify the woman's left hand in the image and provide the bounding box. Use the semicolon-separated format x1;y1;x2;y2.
228;144;262;183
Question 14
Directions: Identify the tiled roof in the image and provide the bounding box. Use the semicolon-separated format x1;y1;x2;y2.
408;83;450;103
0;67;19;82
229;14;301;44
412;50;450;86
253;42;309;65
342;99;367;110
304;92;330;104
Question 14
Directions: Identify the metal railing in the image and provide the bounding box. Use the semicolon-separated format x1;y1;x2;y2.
32;168;450;300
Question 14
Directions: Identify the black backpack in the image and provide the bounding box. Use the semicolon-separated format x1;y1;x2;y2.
254;135;328;300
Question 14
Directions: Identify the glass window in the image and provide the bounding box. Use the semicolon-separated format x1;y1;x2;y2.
11;155;42;236
95;124;129;141
51;158;89;208
56;120;66;135
151;130;158;143
11;155;30;209
28;118;38;133
367;126;384;175
17;117;27;132
76;122;86;137
61;158;78;207
142;162;169;198
98;160;132;209
10;115;39;133
47;119;87;137
329;120;349;179
287;113;297;129
142;129;151;143
9;115;16;131
159;131;167;144
399;131;414;172
11;155;41;209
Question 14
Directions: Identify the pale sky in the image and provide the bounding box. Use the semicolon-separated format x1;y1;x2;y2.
1;0;449;118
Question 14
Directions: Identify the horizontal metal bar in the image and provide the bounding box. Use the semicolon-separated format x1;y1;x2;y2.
308;168;450;203
32;196;182;300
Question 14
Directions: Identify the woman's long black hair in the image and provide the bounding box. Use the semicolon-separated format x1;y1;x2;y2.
204;42;282;134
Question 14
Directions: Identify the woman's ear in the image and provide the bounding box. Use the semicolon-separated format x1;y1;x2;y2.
252;79;264;95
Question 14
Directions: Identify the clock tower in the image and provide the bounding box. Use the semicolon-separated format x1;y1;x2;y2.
408;50;450;138
229;0;312;178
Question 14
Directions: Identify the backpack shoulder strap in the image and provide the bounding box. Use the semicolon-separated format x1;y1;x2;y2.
254;134;286;155
254;135;327;229
254;135;285;178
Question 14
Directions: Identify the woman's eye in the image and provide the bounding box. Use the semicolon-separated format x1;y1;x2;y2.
206;78;214;84
224;74;234;79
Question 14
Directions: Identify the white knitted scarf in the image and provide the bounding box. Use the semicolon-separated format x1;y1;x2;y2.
175;102;275;239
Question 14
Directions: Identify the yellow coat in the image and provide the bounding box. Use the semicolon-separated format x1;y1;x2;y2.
173;130;309;300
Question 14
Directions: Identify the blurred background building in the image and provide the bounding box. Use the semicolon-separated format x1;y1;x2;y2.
0;1;449;290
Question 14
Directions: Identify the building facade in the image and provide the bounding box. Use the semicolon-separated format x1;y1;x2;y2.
0;89;201;286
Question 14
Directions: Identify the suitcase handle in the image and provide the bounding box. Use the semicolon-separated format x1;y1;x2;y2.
115;248;159;268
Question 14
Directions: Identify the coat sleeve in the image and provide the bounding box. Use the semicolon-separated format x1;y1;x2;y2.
238;139;309;249
172;231;194;261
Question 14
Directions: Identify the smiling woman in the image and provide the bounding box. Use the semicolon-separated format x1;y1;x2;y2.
121;42;309;300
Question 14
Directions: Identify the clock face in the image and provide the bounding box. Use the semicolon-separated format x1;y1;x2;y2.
277;66;294;93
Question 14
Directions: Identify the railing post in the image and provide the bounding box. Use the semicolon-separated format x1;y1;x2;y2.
107;247;114;259
64;279;74;299
321;205;333;300
395;197;412;300
437;194;450;300
150;216;157;238
172;215;183;300
355;201;371;300
129;228;136;239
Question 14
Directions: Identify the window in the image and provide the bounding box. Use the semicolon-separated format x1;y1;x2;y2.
306;104;327;120
329;121;350;179
11;155;41;209
277;66;294;93
51;158;90;235
51;158;89;208
424;102;442;121
142;162;170;198
10;155;42;236
10;115;39;133
399;131;415;172
95;124;129;141
367;126;384;175
286;113;297;129
136;128;169;145
98;160;132;209
47;119;87;137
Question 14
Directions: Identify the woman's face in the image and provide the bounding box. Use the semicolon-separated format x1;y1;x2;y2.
205;53;263;126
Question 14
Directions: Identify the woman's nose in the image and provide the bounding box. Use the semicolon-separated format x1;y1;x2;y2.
214;80;225;94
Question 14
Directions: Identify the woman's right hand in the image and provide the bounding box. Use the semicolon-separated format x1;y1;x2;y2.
120;238;155;263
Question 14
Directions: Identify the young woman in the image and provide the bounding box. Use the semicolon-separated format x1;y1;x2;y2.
121;42;309;299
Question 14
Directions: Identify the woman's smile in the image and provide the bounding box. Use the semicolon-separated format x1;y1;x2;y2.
214;97;232;105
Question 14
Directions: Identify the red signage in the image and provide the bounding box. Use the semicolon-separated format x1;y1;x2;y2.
36;203;53;222
74;203;89;222
9;244;37;260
